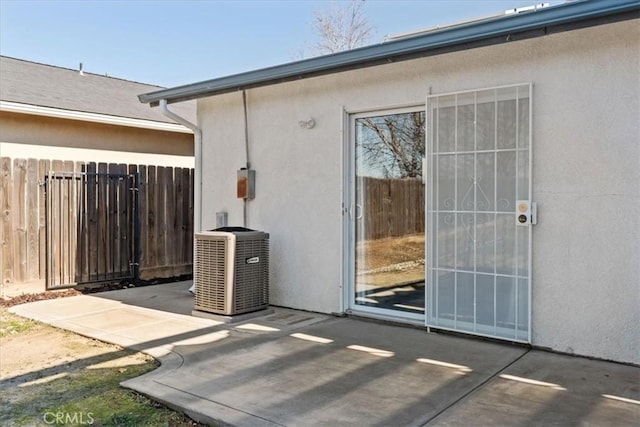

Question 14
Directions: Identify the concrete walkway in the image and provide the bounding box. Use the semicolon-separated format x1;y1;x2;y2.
9;281;640;426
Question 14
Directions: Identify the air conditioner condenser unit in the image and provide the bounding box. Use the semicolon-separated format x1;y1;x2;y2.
194;229;269;316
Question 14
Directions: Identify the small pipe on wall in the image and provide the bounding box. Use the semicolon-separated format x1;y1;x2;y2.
242;90;250;227
159;99;202;295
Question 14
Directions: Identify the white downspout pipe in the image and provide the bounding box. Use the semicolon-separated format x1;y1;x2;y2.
159;99;202;294
159;99;202;234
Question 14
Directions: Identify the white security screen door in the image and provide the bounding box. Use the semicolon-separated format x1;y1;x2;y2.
426;84;532;342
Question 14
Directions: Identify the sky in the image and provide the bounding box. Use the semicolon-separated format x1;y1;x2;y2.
1;0;562;88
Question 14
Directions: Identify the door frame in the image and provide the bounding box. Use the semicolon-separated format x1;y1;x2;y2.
342;104;427;324
341;83;533;343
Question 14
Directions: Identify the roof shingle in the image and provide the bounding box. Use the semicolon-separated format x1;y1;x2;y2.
0;56;195;124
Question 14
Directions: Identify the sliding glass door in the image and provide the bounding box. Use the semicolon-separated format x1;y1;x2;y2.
346;84;532;342
349;108;426;320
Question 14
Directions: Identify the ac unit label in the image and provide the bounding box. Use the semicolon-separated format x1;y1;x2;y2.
246;257;260;264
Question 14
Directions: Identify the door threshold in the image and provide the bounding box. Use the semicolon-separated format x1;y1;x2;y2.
346;309;425;329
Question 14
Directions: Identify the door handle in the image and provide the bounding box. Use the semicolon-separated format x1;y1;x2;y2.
355;204;363;220
349;204;363;220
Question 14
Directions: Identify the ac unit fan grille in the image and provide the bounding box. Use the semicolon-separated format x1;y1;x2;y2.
194;238;227;313
234;239;269;312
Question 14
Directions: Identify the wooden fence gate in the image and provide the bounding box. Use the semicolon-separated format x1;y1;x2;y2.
45;171;139;289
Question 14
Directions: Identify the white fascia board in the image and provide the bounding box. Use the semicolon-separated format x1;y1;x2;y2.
0;100;193;134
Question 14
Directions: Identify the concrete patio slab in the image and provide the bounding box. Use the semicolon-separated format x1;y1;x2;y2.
88;280;197;316
427;349;640;426
9;281;640;426
143;317;526;427
9;282;224;357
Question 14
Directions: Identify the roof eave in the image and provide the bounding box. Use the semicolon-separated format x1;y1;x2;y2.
0;101;193;134
139;0;640;105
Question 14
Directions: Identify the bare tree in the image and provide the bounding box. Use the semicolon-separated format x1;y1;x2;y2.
299;1;424;179
311;0;375;55
357;112;425;178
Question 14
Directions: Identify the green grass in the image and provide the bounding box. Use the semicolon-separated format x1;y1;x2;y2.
44;385;194;427
2;344;203;427
0;313;39;338
1;308;208;426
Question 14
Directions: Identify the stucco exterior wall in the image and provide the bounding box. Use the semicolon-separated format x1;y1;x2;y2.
0;111;194;156
199;19;639;364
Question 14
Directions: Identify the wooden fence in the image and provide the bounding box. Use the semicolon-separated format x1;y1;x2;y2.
360;177;424;240
1;157;194;285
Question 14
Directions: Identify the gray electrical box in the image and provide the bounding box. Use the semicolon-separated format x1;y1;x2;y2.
216;211;228;228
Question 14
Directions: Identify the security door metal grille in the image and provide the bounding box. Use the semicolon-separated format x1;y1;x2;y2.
426;83;532;342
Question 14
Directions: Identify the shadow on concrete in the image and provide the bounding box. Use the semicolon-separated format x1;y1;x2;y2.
10;283;640;427
91;280;196;316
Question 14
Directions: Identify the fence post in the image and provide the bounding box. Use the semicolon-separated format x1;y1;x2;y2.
132;170;140;284
1;158;13;285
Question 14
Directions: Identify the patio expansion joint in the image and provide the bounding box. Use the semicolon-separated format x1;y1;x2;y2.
421;347;532;426
148;379;287;427
99;317;189;334
33;303;127;322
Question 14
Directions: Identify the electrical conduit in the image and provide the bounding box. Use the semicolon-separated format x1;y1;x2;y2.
159;99;202;294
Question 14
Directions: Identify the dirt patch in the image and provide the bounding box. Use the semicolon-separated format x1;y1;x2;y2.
0;305;206;426
0;289;82;308
0;275;192;308
0;316;119;379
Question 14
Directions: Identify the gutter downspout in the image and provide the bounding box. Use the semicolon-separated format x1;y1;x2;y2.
159;98;202;257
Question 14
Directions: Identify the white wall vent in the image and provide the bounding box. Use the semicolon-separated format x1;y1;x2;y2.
194;229;269;316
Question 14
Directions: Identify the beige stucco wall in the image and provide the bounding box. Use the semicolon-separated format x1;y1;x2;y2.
199;19;639;364
0;111;194;156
